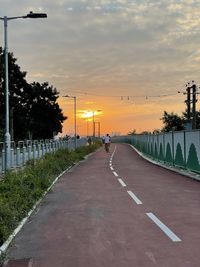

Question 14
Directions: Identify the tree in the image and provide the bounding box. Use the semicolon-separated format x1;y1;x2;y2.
128;129;136;135
25;82;67;140
182;110;200;130
0;47;29;140
152;129;160;134
161;111;184;132
140;131;151;135
0;48;67;140
161;110;200;132
194;111;200;129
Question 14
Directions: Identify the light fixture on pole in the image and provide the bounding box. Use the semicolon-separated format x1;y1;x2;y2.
63;95;77;148
0;11;47;170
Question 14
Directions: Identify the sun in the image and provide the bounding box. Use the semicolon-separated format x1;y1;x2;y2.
81;111;94;119
80;110;102;119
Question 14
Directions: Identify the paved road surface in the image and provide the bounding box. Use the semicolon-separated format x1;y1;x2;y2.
5;144;200;267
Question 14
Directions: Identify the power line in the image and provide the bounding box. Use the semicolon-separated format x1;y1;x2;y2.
64;90;179;100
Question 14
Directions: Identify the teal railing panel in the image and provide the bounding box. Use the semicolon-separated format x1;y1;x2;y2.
115;130;200;174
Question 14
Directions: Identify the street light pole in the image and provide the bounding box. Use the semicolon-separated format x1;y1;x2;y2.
97;122;101;137
92;110;102;138
3;16;10;170
0;11;47;170
72;96;77;148
92;111;95;138
63;95;77;148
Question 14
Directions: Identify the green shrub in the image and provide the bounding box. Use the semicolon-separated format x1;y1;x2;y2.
0;142;101;247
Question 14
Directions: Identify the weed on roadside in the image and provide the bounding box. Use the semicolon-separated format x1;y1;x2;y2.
0;142;101;247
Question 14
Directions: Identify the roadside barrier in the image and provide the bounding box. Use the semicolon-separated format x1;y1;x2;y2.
112;130;200;174
0;138;88;174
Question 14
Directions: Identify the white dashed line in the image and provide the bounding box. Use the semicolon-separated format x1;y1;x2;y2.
118;178;127;187
109;144;181;243
111;146;117;159
146;212;181;242
127;191;142;205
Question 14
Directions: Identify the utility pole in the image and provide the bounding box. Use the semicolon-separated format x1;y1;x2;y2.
184;81;198;130
192;83;197;130
185;85;191;122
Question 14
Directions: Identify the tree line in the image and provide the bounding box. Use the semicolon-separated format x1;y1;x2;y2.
0;48;67;141
160;110;200;132
128;110;200;135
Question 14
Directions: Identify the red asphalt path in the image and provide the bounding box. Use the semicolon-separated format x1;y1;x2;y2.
5;144;200;267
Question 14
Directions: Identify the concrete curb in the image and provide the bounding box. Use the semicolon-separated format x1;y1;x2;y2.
129;144;200;182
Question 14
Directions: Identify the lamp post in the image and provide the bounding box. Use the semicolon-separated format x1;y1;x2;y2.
97;122;101;138
0;11;47;170
63;95;77;148
87;118;89;137
94;122;101;138
92;110;101;138
92;112;95;138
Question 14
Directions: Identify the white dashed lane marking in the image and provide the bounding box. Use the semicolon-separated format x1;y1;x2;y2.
110;145;182;243
118;178;127;187
113;171;119;177
127;191;143;205
146;212;182;242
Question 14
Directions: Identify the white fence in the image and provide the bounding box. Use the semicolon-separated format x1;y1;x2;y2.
0;138;88;174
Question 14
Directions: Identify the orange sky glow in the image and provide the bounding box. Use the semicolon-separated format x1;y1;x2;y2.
2;1;200;138
58;92;187;137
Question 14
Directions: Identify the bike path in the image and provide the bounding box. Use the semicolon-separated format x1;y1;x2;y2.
5;144;200;267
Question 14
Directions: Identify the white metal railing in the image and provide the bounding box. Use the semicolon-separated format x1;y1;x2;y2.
0;137;88;174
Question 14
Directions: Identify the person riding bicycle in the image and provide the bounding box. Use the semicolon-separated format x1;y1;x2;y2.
104;134;111;152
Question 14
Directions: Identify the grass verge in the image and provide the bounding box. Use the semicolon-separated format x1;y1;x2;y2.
0;142;101;248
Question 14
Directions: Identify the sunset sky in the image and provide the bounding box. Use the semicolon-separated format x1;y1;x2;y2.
1;0;200;136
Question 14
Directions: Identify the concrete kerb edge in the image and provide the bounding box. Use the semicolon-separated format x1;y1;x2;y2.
129;144;200;182
0;148;98;257
0;166;72;257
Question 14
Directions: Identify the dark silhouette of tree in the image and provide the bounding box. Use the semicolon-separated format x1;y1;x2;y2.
0;48;67;140
161;111;184;132
182;110;200;130
128;129;136;135
140;131;151;135
25;82;67;140
161;110;200;132
0;47;29;140
152;129;160;134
